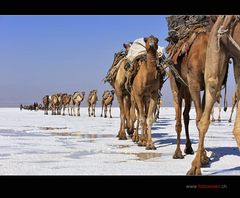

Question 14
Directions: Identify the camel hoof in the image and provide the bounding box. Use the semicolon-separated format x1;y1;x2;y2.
173;152;184;159
104;115;107;118
138;142;144;147
184;146;194;155
146;145;156;150
201;156;210;166
186;168;202;176
118;135;127;140
100;114;103;117
77;114;80;116
110;116;112;118
228;119;232;123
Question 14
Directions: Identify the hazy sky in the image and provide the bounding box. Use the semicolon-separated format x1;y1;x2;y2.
0;16;236;107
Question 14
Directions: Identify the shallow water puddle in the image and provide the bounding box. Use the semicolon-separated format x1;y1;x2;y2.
39;127;68;130
50;132;115;138
126;152;161;161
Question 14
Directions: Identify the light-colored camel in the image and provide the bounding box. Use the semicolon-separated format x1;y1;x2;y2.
56;93;63;115
130;35;164;150
88;90;98;117
101;90;115;118
62;93;72;116
187;15;240;175
229;88;238;122
71;91;85;116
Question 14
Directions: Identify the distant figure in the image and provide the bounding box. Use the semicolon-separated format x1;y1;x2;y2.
88;89;98;117
101;90;115;118
20;104;23;111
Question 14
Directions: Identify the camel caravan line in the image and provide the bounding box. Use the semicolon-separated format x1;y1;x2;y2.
20;15;240;175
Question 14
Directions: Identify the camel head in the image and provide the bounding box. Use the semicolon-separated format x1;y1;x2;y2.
144;35;159;52
123;42;133;53
110;90;115;95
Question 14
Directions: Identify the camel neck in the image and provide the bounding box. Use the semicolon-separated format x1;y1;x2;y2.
146;50;157;68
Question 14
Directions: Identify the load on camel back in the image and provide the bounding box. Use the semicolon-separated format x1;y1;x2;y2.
124;37;165;92
166;15;212;64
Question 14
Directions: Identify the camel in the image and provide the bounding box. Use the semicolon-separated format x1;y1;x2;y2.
71;91;85;116
61;93;72;116
229;88;238;122
43;95;50;115
88;90;98;117
130;35;165;150
101;90;115;118
50;94;59;115
187;15;240;175
166;16;215;159
105;42;133;140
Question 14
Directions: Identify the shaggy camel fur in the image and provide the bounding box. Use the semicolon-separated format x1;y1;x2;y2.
130;35;164;150
88;90;98;117
50;94;59;115
101;90;115;118
187;15;240;175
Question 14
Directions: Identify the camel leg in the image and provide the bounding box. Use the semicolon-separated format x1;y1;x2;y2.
146;94;158;150
173;96;183;159
77;104;80;116
115;93;127;140
100;102;104;117
63;105;66;116
183;91;194;155
67;104;70;116
88;104;91;117
109;104;112;118
217;102;221;122
130;94;138;142
124;95;133;136
134;94;147;147
187;86;216;175
229;99;236;122
211;107;215;122
104;104;107;118
93;103;96;117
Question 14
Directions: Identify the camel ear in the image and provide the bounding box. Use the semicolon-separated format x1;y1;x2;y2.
155;37;159;43
123;43;127;49
144;37;148;43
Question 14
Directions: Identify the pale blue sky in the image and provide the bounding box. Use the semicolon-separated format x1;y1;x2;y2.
0;16;235;107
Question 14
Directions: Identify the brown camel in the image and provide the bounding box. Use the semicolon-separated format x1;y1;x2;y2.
62;93;72;116
71;91;85;116
187;15;240;175
130;35;165;150
229;88;238;122
105;42;133;140
88;90;98;117
42;95;50;115
101;90;115;118
166;16;214;159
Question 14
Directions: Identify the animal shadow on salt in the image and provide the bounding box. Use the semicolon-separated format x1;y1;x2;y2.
203;147;240;168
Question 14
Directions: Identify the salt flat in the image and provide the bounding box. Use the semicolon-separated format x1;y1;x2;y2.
0;107;239;175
